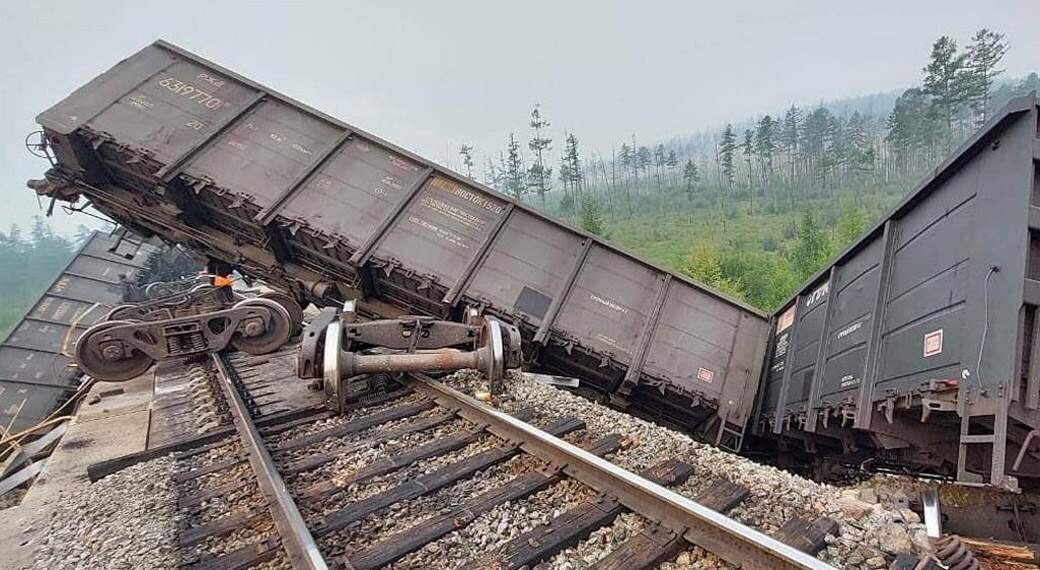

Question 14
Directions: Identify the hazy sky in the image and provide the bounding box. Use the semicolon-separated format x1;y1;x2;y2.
1;1;1037;234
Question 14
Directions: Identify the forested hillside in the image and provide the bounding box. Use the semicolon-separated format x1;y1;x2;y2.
463;29;1038;311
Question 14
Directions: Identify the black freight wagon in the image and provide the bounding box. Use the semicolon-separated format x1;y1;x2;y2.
755;93;1040;490
29;40;770;449
0;231;152;433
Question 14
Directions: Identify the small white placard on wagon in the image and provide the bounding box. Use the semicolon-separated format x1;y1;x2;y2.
697;367;715;384
923;329;943;358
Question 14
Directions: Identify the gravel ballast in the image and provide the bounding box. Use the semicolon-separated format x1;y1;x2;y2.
30;458;179;570
442;370;931;570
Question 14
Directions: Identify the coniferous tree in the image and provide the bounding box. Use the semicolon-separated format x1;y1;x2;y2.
579;194;605;236
791;212;831;280
504;133;527;201
665;150;679;185
681;159;699;201
781;106;801;182
458;144;475;178
719;124;737;188
754;115;776;181
922;36;971;146
966;28;1008;123
527;104;553;207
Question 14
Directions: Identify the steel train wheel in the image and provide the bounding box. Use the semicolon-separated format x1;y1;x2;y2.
230;298;293;355
259;291;304;336
104;304;137;322
74;320;156;382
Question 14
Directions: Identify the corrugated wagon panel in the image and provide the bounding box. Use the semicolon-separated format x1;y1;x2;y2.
280;138;425;248
462;210;586;325
553;245;661;366
372;175;509;285
642;281;740;400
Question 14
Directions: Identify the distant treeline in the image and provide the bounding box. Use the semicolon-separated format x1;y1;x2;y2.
450;29;1037;310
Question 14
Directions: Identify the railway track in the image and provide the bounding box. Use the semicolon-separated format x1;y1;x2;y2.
138;346;839;570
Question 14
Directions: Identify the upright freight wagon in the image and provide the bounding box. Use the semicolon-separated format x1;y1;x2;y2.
0;231;152;433
28;40;770;448
755;94;1040;490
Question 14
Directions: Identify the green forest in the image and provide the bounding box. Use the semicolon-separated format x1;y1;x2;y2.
461;29;1038;311
1;29;1036;337
0;220;95;337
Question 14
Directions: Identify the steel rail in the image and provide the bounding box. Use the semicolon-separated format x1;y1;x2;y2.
210;353;332;570
405;372;836;570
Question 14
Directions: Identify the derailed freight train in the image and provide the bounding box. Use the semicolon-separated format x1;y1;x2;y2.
27;40;768;452
24;40;1040;489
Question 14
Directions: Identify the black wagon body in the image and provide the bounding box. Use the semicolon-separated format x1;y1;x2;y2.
755;94;1040;490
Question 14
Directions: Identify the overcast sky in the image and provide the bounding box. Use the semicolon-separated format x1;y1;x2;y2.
1;0;1037;235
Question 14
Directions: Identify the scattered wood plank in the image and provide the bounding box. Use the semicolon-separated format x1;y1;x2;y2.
0;461;45;499
0;420;67;478
87;428;235;482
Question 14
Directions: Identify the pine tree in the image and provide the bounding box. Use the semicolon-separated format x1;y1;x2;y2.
719;124;737;187
781;106;801;182
665;150;679;185
680;241;743;297
458;144;475;178
835;206;866;248
504;133;527;201
922;36;971;146
653;144;666;184
791;212;832;280
579;194;605;236
966;28;1008;123
681;159;699;201
527;104;553;207
754;115;776;181
559;133;584;218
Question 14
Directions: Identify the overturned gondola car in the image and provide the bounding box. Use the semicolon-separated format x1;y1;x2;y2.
28;40;769;451
755;94;1040;490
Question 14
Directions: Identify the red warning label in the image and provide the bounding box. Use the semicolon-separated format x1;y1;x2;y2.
697;367;715;384
923;329;943;358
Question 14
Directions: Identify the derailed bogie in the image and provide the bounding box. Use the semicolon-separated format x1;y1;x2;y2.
74;296;294;381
